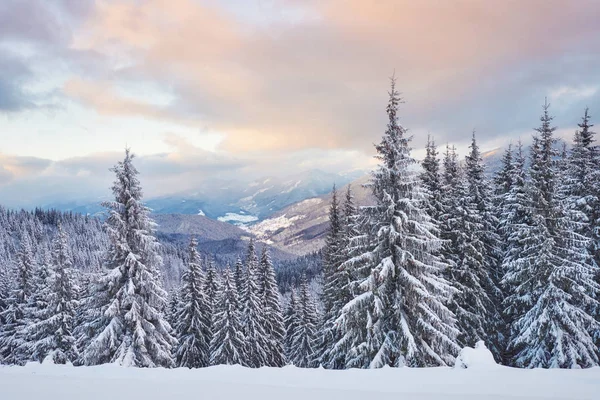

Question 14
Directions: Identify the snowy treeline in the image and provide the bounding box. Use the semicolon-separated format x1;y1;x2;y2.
1;78;599;369
318;83;600;369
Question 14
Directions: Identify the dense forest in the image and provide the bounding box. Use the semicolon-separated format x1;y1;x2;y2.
1;78;599;369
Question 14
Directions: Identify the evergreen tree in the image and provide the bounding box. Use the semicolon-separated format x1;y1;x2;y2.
174;237;210;368
233;256;245;313
203;257;220;352
420;135;445;225
319;185;345;368
337;78;459;368
210;266;244;366
240;239;268;367
22;225;79;364
0;235;35;365
288;276;318;367
284;290;300;363
257;247;286;367
439;142;500;358
81;149;175;367
463;132;504;358
565;108;600;273
507;102;600;368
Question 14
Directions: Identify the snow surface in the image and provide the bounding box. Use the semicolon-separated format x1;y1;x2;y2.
1;362;598;400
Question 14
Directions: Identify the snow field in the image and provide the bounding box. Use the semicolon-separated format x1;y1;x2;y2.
1;361;598;400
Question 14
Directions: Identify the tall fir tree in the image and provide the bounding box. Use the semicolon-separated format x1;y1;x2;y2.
500;141;539;362
174;237;211;368
336;78;460;368
233;256;246;314
203;256;220;354
463;132;504;358
319;185;345;368
284;290;300;363
507;102;600;368
81;149;175;367
420;135;445;225
210;266;244;366
565;108;600;274
257;247;286;367
439;142;500;358
240;239;268;367
288;276;319;368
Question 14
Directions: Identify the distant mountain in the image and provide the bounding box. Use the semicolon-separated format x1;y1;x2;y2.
247;175;373;256
46;169;365;223
248;148;504;256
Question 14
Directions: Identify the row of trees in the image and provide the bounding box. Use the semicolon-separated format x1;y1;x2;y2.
319;81;600;369
0;150;322;368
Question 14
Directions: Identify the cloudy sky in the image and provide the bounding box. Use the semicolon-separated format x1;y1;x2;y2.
1;0;599;206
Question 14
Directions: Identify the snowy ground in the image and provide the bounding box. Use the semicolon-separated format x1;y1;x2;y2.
1;362;598;400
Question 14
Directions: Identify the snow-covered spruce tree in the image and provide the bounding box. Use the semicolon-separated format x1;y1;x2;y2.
565;108;600;272
500;141;539;361
241;239;268;367
0;235;36;365
257;246;286;367
174;237;210;368
325;184;369;368
439;143;500;359
337;78;460;368
284;289;300;362
420;135;445;225
210;266;244;366
319;185;346;368
233;256;246;313
507;102;600;368
289;276;319;368
203;257;220;353
463;133;504;358
493;144;515;283
22;225;79;364
81;149;175;367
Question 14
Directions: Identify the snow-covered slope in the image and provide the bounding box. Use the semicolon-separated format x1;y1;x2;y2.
247;175;373;255
1;361;598;400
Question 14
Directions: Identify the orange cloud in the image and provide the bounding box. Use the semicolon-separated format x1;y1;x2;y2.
68;0;600;153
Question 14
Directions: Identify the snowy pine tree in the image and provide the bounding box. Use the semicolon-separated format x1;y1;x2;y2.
234;256;246;314
337;78;459;368
284;290;300;363
257;247;286;367
210;266;244;366
439;142;500;358
288;276;318;368
565;108;600;274
175;237;210;368
81;149;175;367
203;257;220;353
319;185;346;368
463;133;504;358
420;135;445;225
240;239;268;368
